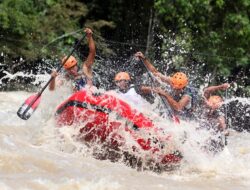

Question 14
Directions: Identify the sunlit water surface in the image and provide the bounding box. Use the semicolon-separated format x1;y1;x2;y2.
0;88;249;190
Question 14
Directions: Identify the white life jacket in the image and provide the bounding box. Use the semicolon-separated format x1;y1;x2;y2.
116;87;149;111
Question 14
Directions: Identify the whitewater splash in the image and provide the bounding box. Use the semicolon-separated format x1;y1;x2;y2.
0;71;250;189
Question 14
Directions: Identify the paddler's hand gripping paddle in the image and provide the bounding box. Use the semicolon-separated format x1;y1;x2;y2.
17;34;86;120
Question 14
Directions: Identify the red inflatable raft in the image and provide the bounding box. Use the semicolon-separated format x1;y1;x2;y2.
55;89;182;164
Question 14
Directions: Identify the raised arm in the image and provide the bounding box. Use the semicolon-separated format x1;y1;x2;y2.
203;83;230;99
82;28;96;79
134;51;172;85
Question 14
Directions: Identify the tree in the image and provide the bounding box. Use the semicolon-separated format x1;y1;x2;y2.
0;0;88;60
154;0;250;94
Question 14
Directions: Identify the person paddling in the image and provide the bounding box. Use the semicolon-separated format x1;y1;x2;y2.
49;28;96;92
196;83;230;152
134;51;199;120
201;83;230;133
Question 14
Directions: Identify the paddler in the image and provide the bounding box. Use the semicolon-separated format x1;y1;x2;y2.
49;28;96;92
134;51;200;120
108;71;153;110
201;83;230;133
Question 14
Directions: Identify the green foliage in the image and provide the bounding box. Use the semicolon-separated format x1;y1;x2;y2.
154;0;250;80
0;0;88;60
0;0;39;57
85;0;154;51
0;0;249;93
0;0;117;62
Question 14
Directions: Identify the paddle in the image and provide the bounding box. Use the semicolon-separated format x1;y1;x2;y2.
223;89;229;146
17;33;86;120
137;58;180;123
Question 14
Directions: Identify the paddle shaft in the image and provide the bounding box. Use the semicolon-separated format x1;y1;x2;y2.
22;34;86;115
224;89;228;146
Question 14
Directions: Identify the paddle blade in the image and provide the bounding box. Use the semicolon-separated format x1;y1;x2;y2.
17;94;41;120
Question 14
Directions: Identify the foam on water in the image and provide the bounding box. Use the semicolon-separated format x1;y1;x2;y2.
0;74;250;189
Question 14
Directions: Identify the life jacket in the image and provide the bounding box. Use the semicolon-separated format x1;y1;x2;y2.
65;70;92;91
72;75;88;91
115;85;149;111
199;108;225;131
171;86;200;120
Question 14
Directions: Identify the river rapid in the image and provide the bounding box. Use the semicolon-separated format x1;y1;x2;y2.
0;88;250;190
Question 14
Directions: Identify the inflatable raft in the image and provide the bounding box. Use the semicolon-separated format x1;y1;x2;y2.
55;89;182;165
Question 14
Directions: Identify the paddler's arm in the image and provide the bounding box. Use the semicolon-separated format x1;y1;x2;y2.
49;70;58;91
139;86;154;94
132;85;158;95
153;88;191;111
134;51;172;85
82;28;96;79
218;115;229;136
218;116;227;131
203;83;230;99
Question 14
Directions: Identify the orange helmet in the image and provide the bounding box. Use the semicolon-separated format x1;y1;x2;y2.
207;95;223;109
114;72;131;81
171;72;188;89
62;56;77;69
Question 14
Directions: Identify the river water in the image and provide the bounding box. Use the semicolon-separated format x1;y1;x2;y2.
0;88;250;190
